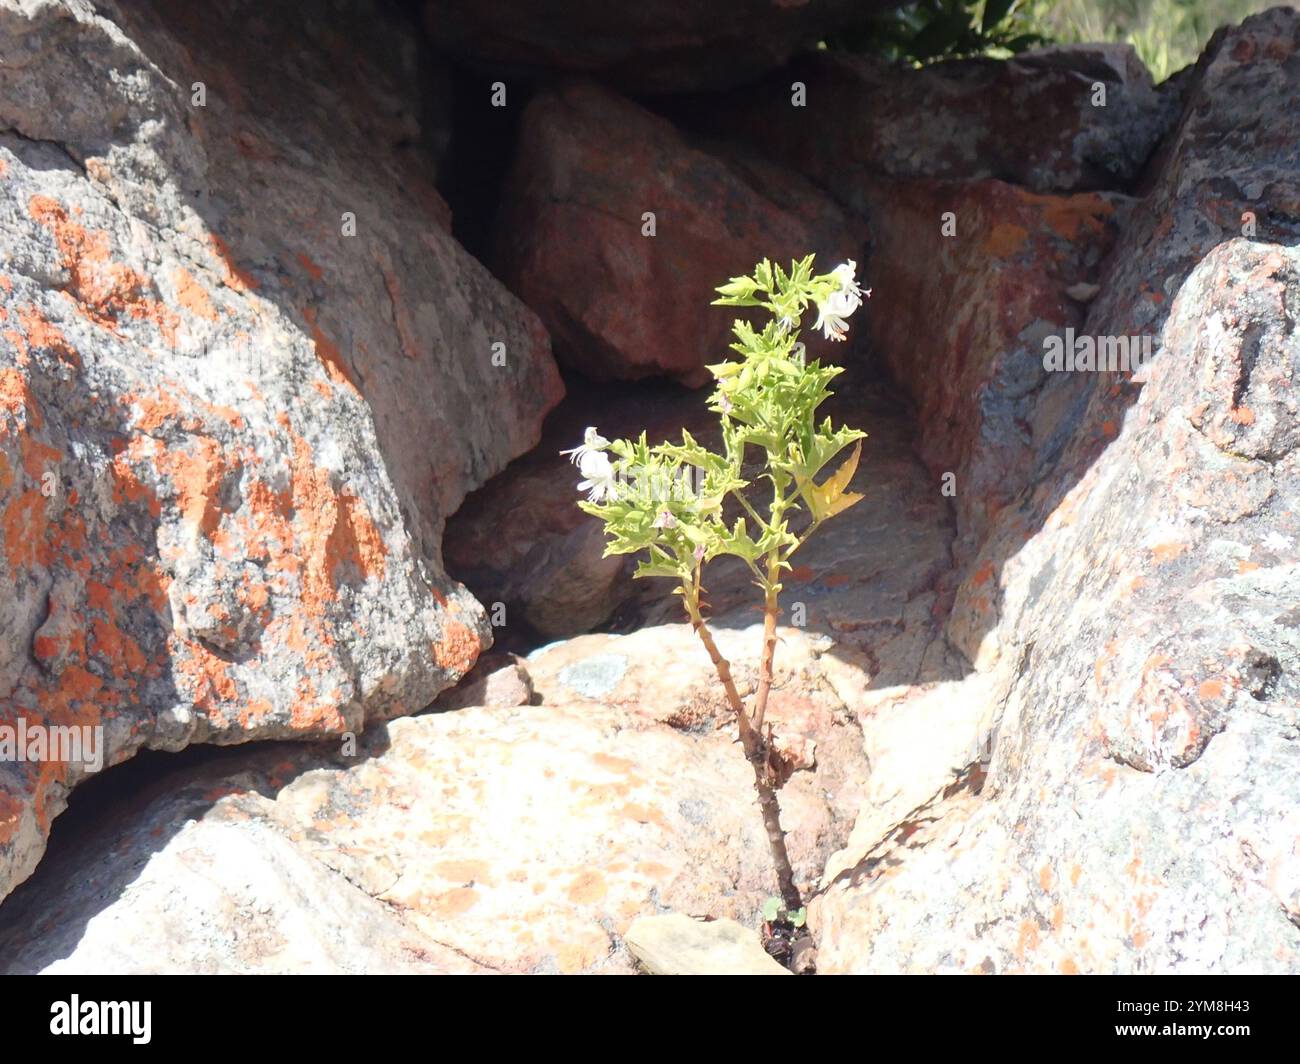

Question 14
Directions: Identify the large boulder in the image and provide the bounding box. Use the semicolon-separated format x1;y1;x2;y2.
492;80;866;384
0;621;871;974
421;0;887;95
688;44;1179;195
861;178;1128;557
0;0;561;904
812;9;1300;974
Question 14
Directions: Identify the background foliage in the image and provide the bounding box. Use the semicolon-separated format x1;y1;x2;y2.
831;0;1287;79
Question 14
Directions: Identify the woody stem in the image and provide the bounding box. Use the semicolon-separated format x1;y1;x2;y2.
750;553;782;734
681;580;802;912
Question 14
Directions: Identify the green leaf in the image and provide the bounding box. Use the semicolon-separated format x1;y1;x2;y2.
800;440;865;522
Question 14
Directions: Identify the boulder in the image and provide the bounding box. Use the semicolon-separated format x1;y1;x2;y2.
492;80;866;384
860;178;1128;557
812;9;1300;974
687;44;1178;195
421;0;886;95
0;620;872;974
0;0;561;904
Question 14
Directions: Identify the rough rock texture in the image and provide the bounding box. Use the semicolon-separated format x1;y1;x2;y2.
421;0;887;95
492;80;866;384
0;0;561;903
624;913;789;975
861;178;1128;556
0;621;872;974
689;45;1178;195
813;9;1300;974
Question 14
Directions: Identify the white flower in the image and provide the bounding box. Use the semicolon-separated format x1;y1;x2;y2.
814;261;867;342
560;425;610;466
576;448;619;503
814;295;852;342
652;509;677;529
832;260;863;307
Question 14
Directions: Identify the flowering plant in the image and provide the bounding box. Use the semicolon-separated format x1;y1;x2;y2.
566;255;868;917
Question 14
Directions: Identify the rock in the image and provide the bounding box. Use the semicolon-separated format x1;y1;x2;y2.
0;0;561;904
433;652;533;710
860;177;1128;557
524;621;873;882
812;10;1300;974
689;44;1178;196
420;0;886;95
0;620;871;973
624;913;789;975
492;81;866;384
0;771;491;974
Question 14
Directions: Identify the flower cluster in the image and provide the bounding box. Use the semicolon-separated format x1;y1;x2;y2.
563;259;868;508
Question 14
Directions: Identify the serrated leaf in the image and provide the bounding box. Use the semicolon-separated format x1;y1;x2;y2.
803;440;865;522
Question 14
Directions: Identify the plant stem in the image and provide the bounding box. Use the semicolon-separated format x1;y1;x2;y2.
681;581;803;912
751;553;782;734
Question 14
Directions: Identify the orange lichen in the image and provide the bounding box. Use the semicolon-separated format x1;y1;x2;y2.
1015;919;1040;959
1150;541;1188;563
13;305;80;368
432;617;480;676
618;802;673;833
27;196;179;344
982;223;1029;258
0;367;39;427
435;859;492;884
566;870;608;904
296;252;324;281
1040;192;1114;242
592;753;636;775
207;233;260;292
3;489;46;569
157;436;227;536
171;267;219;321
328;492;388;585
427;887;479;918
301;307;357;391
1197;678;1226;701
